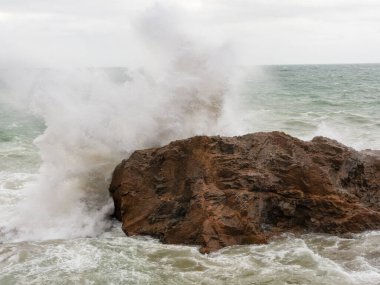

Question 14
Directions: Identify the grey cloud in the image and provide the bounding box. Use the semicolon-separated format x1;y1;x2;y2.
0;0;379;66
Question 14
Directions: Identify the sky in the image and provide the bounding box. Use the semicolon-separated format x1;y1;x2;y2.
0;0;380;67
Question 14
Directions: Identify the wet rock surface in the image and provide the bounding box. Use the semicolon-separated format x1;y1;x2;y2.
109;132;380;253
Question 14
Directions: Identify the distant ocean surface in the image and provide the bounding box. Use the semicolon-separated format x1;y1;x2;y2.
0;64;379;284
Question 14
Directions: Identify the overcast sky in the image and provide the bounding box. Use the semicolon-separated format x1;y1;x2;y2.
1;0;380;67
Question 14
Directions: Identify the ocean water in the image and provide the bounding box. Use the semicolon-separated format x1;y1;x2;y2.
0;64;379;284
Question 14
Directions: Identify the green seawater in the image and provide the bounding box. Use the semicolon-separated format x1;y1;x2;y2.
241;64;380;149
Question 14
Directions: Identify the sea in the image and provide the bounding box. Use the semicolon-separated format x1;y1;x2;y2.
0;64;379;285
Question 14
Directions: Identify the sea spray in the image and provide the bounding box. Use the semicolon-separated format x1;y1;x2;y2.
1;64;380;285
0;4;248;241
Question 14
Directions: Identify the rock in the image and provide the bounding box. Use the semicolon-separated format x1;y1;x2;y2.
109;131;380;253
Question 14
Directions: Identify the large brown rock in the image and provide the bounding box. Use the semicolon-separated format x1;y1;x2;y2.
109;132;380;253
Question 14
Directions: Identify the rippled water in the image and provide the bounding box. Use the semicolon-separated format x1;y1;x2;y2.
242;64;380;150
0;64;379;284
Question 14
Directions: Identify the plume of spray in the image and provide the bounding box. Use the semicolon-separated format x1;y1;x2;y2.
0;4;248;241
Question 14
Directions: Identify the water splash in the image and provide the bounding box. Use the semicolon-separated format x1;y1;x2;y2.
0;4;247;241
